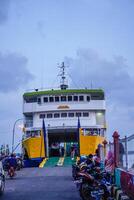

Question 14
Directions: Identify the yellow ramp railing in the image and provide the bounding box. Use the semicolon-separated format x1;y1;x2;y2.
39;158;48;168
56;157;64;166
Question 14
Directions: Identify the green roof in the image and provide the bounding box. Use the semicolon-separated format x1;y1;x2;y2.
23;89;104;97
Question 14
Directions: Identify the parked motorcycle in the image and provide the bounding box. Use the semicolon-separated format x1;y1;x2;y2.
72;162;87;180
0;161;5;195
74;164;113;200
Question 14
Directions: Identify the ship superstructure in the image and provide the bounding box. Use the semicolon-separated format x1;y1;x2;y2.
22;62;106;161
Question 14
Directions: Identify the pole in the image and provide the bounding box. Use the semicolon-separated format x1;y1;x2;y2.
113;131;120;168
46;127;49;157
12;118;23;153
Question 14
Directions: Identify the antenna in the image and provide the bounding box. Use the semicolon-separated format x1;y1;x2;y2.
58;62;68;90
91;81;93;89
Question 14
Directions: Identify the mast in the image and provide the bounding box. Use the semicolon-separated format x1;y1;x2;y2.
59;62;68;90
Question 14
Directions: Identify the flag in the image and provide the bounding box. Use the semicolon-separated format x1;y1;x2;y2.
77;117;81;156
105;151;114;172
42;119;47;157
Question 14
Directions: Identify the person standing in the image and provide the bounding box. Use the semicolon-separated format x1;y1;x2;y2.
71;145;75;160
61;146;65;157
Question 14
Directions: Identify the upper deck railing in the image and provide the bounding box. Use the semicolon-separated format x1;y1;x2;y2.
24;86;104;93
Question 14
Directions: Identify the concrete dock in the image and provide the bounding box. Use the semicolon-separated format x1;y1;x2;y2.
1;167;81;200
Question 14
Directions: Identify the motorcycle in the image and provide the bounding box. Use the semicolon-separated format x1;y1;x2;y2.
0;161;5;195
75;167;113;200
72;160;90;180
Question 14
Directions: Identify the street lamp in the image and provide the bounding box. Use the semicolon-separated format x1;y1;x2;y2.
12;118;23;153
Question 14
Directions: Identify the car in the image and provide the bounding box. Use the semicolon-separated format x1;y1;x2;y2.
0;160;5;195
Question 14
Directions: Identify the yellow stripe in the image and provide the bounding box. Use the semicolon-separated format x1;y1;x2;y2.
39;158;48;168
57;157;64;166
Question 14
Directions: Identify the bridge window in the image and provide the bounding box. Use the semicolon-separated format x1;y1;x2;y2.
73;96;78;101
68;96;72;101
91;95;100;100
49;97;54;102
68;113;74;117
76;112;81;117
61;113;67;118
37;98;41;104
61;96;66;102
83;112;89;117
55;96;59;102
87;96;90;102
54;113;60;118
25;97;37;103
44;97;48;102
47;113;53;118
79;96;84;101
39;114;45;118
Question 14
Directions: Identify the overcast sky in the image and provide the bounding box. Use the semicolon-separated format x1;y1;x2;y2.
0;0;134;151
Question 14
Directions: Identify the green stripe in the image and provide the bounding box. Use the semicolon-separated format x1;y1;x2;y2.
23;89;104;97
63;157;76;166
44;157;59;167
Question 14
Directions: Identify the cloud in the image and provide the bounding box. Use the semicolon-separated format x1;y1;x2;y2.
0;52;34;92
64;48;134;136
0;0;10;24
65;48;134;106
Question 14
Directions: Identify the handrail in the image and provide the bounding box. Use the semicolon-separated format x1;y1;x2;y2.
120;134;134;142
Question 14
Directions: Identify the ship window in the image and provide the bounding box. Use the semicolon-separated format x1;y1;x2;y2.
83;112;89;117
37;98;41;104
73;96;78;101
25;97;37;103
44;97;48;102
87;96;90;102
49;96;54;102
47;113;52;118
61;96;66;102
39;114;45;118
55;96;59;102
54;113;60;118
61;113;67;118
76;112;81;117
68;112;74;117
91;95;101;100
68;96;72;101
79;96;84;101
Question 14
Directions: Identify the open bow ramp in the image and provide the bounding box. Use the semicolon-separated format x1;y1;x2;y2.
39;157;76;168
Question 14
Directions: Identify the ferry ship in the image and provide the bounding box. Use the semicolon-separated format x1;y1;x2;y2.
22;62;106;166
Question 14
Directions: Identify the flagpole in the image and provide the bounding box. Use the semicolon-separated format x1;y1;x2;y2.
77;117;81;157
42;119;47;158
46;127;49;157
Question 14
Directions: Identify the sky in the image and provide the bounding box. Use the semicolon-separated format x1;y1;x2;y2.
0;0;134;151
